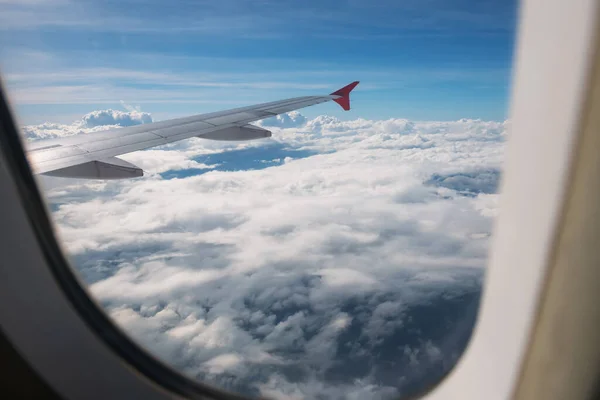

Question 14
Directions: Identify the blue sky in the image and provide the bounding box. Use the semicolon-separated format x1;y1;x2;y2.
0;0;518;124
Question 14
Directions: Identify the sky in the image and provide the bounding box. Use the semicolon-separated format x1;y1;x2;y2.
0;0;518;124
4;0;517;398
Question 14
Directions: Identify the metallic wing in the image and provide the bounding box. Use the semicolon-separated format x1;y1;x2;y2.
26;81;359;179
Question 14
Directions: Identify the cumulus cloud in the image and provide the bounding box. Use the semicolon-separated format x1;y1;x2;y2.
20;121;113;141
27;111;505;399
82;109;152;128
21;107;153;141
259;111;307;128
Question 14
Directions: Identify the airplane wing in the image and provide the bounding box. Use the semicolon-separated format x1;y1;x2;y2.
25;81;359;179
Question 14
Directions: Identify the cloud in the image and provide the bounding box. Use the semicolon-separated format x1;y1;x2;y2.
82;109;152;128
259;111;307;128
21;108;153;141
27;111;505;399
119;100;142;113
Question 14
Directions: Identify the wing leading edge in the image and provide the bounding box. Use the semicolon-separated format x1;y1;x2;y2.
26;81;359;179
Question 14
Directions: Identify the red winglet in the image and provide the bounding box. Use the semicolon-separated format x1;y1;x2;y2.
330;81;359;111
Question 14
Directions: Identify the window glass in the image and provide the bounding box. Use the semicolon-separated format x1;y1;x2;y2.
1;0;517;398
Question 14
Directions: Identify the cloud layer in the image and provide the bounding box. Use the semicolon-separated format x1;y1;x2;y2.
25;111;505;399
22;108;153;140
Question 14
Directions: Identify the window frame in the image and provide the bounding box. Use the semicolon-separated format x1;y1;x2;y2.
425;0;599;398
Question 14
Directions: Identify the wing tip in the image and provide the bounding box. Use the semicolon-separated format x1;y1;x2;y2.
331;81;360;111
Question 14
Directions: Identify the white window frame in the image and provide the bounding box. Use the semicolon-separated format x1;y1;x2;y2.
426;0;598;398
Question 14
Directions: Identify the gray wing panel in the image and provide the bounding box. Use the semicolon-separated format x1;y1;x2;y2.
26;95;335;175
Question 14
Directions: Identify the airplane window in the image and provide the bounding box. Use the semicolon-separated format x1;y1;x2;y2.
0;0;518;398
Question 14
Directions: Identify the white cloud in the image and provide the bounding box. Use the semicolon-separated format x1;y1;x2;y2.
20;121;116;141
119;100;141;113
21;108;153;141
319;268;378;288
204;353;244;374
259;111;307;128
28;111;505;399
119;150;218;174
82;109;152;128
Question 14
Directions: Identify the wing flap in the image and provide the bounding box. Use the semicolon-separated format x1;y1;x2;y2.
42;156;143;179
198;124;272;141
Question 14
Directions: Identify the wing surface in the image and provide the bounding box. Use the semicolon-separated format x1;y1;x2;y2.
26;82;359;178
